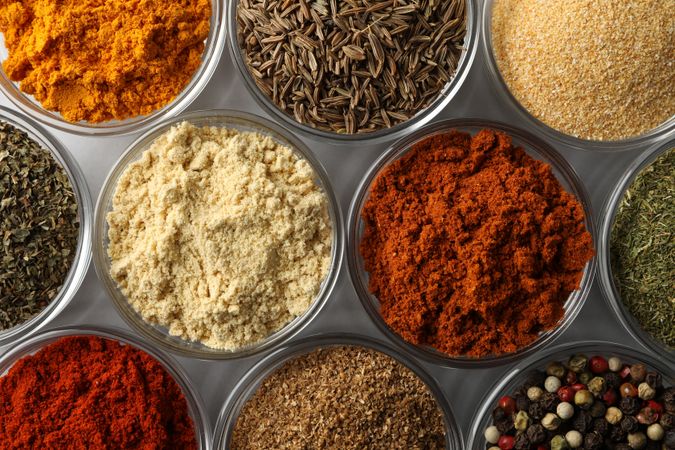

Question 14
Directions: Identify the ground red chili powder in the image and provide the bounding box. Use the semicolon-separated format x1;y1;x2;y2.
360;129;594;358
0;335;197;449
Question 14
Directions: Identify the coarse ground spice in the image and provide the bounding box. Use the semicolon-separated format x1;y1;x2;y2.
491;0;674;141
108;122;333;350
360;129;594;358
0;0;211;123
230;345;447;449
0;335;197;449
610;148;674;349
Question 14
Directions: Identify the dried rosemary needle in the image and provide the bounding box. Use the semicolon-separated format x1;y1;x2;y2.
237;0;467;134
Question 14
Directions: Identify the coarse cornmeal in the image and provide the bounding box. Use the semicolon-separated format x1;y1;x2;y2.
107;122;332;350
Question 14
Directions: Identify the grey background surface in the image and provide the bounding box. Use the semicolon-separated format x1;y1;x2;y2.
0;32;656;445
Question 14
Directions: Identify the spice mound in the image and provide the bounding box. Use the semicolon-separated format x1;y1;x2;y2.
0;0;211;123
237;0;466;134
611;148;674;349
483;353;674;450
0;335;197;449
0;121;79;331
231;345;447;449
491;0;674;141
360;129;594;358
107;122;333;350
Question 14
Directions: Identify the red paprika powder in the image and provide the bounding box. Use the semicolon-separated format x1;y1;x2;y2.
0;335;197;449
360;129;594;357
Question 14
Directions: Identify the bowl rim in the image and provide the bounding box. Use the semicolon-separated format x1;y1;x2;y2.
347;118;597;368
0;106;92;348
0;0;226;137
93;108;344;360
480;0;675;152
466;339;675;449
597;134;675;363
213;332;465;450
0;325;212;449
227;0;479;144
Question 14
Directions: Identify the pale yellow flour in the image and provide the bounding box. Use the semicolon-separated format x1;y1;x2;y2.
107;122;333;350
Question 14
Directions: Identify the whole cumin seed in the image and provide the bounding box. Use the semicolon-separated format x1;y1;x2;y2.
237;0;467;135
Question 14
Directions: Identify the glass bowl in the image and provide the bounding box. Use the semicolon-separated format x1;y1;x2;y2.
226;0;478;144
467;340;675;448
481;0;675;152
0;106;92;348
598;135;675;364
347;118;596;368
0;0;225;136
213;333;464;449
93;109;343;359
0;326;211;449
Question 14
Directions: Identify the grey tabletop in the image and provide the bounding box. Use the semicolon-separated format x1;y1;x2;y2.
0;36;654;443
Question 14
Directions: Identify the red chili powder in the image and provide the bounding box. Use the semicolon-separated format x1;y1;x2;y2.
0;336;197;449
360;129;594;357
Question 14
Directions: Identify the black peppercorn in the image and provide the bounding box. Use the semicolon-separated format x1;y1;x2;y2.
620;415;638;433
492;407;506;421
590;401;607;418
529;402;546;421
515;394;530;412
572;410;593;432
584;431;603;450
664;387;675;414
514;432;530;450
665;430;675;448
541;392;560;410
619;396;641;415
609;425;626;442
495;416;514;434
593;417;610;435
523;370;547;389
661;413;674;430
604;372;621;389
526;423;546;445
644;372;662;390
614;444;631;450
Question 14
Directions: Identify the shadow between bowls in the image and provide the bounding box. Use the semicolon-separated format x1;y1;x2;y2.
598;134;675;365
213;333;464;450
347;118;597;369
0;325;212;449
226;0;479;144
0;106;93;349
93;109;344;360
480;0;675;152
466;340;675;449
0;0;226;137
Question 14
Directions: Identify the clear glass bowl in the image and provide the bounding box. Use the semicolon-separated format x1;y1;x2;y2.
213;333;464;449
466;340;675;448
0;326;211;449
481;0;675;152
0;106;92;348
226;0;479;144
0;0;225;136
347;118;596;368
93;109;343;359
598;135;675;364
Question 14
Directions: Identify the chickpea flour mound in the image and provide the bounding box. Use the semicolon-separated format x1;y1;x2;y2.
231;346;448;449
107;122;333;350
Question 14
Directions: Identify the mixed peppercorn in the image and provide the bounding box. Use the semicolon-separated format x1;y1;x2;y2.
484;354;674;450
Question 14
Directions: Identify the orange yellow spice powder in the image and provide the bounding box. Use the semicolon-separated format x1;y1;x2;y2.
0;0;211;123
360;129;595;358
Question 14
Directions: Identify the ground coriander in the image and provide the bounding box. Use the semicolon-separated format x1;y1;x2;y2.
0;121;79;331
610;148;674;349
230;345;447;449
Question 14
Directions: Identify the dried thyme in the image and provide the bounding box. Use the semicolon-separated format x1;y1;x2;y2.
0;121;79;331
610;148;674;348
237;0;466;134
231;345;447;449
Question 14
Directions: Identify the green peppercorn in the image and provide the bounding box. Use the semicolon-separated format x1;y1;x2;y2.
551;434;569;450
569;355;588;373
579;371;593;384
547;362;566;378
588;377;606;396
514;410;530;432
574;390;594;409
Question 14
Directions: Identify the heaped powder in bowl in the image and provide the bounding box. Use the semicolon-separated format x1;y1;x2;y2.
107;122;333;350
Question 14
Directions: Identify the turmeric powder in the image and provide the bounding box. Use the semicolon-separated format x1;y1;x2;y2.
0;0;211;123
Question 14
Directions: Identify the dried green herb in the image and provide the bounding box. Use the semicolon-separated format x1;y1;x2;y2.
0;121;79;331
610;147;674;348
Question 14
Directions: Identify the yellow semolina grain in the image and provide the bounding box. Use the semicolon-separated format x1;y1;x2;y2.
491;0;674;141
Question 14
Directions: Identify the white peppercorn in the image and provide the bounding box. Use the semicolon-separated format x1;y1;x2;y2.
638;382;656;400
528;386;544;401
545;376;562;393
565;430;583;448
627;431;647;449
542;412;562;431
608;356;622;372
606;406;623;425
646;423;664;441
557;402;575;420
485;425;500;444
